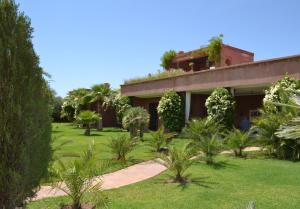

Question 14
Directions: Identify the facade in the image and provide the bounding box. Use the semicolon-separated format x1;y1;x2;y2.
121;44;300;130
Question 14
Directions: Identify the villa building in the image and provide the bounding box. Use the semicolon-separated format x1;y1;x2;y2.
121;44;300;130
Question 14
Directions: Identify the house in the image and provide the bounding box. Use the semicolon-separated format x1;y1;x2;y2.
121;44;300;130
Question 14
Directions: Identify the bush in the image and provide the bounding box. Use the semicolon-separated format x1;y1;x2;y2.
160;50;177;69
76;111;100;136
225;128;251;157
122;107;149;140
108;135;135;162
0;1;52;207
186;119;223;164
149;127;173;152
157;91;185;132
204;34;223;64
51;144;109;209
205;88;235;130
162;146;194;183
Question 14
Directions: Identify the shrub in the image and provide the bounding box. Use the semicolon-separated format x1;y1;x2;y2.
205;88;235;130
108;135;135;162
158;91;185;132
51;144;109;209
0;1;52;207
76;111;100;136
204;34;223;64
160;50;177;69
122;107;149;140
186;119;223;164
225;128;251;157
149;127;173;152
162;146;194;183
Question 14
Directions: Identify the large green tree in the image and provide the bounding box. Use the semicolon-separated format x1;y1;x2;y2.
0;1;52;208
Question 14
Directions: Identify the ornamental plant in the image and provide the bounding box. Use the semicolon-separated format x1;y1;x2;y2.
225;128;251;157
263;76;300;113
108;135;135;162
204;34;223;64
158;91;185;132
122;107;150;140
205;88;235;130
76;111;100;136
160;50;177;69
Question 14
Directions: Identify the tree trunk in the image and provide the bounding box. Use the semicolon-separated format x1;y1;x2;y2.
96;102;103;131
85;124;91;136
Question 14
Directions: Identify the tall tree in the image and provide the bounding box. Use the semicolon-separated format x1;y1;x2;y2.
0;1;52;208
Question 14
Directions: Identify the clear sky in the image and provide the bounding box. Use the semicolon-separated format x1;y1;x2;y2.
17;0;300;97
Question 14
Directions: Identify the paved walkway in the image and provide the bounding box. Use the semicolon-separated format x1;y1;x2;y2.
34;147;261;201
34;159;167;200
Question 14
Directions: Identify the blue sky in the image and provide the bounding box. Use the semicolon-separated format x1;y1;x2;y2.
17;0;300;96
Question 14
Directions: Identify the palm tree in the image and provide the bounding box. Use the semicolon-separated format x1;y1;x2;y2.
149;127;173;152
108;135;135;162
76;111;100;136
225;128;251;157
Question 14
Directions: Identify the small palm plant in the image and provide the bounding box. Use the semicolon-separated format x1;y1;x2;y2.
162;145;194;183
225;128;251;157
186;119;223;164
76;110;100;136
149;127;173;152
108;135;135;162
51;143;109;209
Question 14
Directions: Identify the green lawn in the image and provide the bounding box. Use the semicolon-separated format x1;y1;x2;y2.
30;123;300;209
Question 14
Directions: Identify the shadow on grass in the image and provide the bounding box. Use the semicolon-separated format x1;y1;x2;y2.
208;160;239;170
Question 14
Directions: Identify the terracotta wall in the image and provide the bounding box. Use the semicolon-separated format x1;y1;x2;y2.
90;103;118;127
220;45;254;67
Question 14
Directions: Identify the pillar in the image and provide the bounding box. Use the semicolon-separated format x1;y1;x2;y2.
185;91;191;123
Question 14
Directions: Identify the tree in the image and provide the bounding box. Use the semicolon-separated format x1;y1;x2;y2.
149;127;173;152
162;146;194;183
76;111;100;136
52;143;109;209
52;95;63;122
160;50;177;70
225;128;251;157
157;91;185;132
205;88;235;130
0;1;52;207
122;107;149;140
204;34;223;65
108;135;135;162
85;83;111;131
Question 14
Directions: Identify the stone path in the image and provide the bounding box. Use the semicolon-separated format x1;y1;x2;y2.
34;159;167;200
34;147;261;201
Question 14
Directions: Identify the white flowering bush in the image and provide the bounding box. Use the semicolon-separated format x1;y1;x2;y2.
263;76;300;112
205;88;235;129
158;91;184;132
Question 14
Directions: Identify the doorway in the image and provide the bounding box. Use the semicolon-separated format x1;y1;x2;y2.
149;102;158;131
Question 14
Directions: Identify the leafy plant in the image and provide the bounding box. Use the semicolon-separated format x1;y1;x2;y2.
76;111;100;136
162;146;194;183
186;119;223;164
158;91;185;132
205;88;235;130
51;143;109;209
0;1;52;207
225;128;251;157
122;107;149;140
204;34;223;64
108;135;135;162
160;50;177;69
149;127;173;152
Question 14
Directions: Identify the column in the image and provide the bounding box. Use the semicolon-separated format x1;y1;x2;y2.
185;91;191;123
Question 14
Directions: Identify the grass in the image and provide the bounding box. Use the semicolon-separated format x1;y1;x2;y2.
47;123;159;182
30;123;300;208
124;69;186;85
30;155;300;209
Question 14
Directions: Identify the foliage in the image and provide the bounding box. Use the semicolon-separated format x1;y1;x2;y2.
157;91;185;132
0;0;52;207
108;135;135;162
160;50;177;69
61;88;91;121
122;107;150;140
149;127;173;152
76;111;100;136
103;89;132;125
162;145;194;183
124;69;185;85
186;119;223;164
263;76;300;113
52;95;64;122
51;144;109;209
225;128;251;157
205;88;235;130
204;34;223;64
